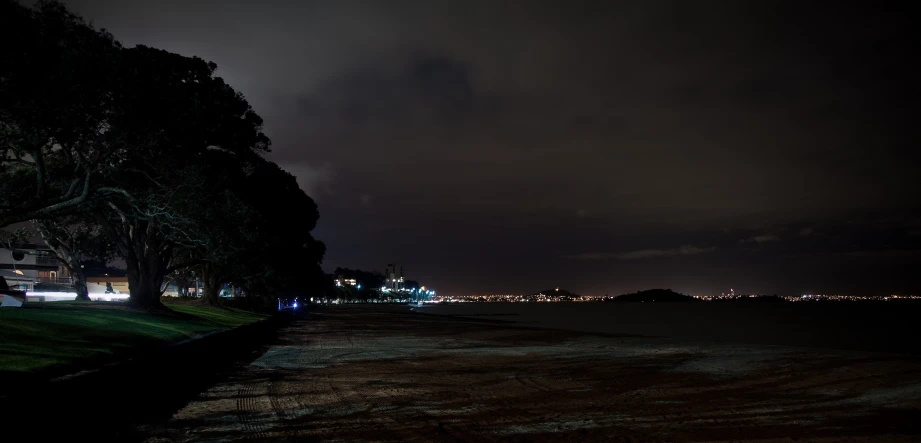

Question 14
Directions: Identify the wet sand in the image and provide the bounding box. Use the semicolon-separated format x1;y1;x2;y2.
144;306;921;442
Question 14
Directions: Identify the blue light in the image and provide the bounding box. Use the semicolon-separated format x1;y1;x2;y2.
293;302;298;308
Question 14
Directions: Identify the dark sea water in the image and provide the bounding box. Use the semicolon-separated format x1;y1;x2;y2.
417;302;921;355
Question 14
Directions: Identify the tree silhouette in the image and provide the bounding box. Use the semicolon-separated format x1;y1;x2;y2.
0;1;123;225
2;1;324;308
87;46;271;308
33;215;113;300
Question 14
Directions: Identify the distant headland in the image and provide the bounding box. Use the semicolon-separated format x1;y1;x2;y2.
607;289;697;302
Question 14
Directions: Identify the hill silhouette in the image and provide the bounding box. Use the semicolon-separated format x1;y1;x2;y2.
612;289;698;302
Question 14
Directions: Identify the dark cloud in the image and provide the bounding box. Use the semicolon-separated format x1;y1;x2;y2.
293;55;483;129
62;0;921;297
564;245;716;261
742;235;780;244
412;56;475;114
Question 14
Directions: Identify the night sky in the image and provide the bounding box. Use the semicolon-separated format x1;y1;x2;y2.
62;1;919;297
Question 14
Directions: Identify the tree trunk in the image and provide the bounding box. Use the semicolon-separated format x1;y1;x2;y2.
32;220;90;300
174;275;191;297
202;283;220;306
72;267;89;301
126;253;166;309
201;264;222;306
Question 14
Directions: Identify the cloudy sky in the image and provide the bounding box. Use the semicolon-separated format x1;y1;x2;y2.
64;0;919;297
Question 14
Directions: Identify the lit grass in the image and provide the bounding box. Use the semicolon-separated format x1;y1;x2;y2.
0;300;267;373
167;304;265;328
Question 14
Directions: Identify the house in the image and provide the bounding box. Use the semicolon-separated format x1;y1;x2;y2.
0;244;70;291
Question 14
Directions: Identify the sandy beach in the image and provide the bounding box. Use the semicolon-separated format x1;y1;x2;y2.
144;306;921;442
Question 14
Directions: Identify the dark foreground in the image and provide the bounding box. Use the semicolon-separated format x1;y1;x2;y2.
0;310;283;442
144;306;921;442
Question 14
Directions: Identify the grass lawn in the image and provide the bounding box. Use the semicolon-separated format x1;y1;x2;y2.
0;300;267;374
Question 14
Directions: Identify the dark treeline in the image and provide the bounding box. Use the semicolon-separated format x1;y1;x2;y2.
608;289;699;303
334;268;386;292
0;1;326;308
330;267;427;302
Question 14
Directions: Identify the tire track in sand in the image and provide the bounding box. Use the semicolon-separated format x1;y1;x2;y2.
235;382;270;439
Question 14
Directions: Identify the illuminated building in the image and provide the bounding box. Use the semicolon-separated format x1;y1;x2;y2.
1;244;71;291
334;277;358;287
385;263;404;291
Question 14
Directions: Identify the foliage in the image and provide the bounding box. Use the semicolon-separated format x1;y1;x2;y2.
175;154;326;304
0;0;123;225
88;44;274;308
33;215;114;299
403;279;421;291
334;268;386;289
0;227;30;246
215;160;316;295
333;267;387;300
1;1;326;308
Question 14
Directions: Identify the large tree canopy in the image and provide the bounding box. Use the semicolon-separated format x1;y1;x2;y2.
2;1;325;309
233;160;325;295
92;46;273;308
0;0;122;225
186;154;325;305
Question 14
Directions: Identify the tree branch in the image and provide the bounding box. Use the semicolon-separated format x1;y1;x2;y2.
165;258;205;274
0;170;92;225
